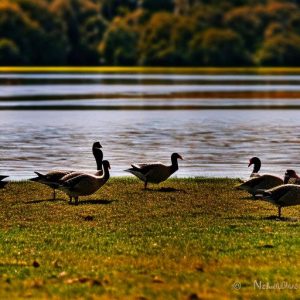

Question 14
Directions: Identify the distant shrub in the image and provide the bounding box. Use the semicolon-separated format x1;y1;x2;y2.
197;28;252;66
140;0;174;13
99;18;139;65
0;38;21;65
256;33;300;66
101;0;138;20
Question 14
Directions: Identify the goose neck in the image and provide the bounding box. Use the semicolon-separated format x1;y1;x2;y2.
171;157;179;173
253;161;261;173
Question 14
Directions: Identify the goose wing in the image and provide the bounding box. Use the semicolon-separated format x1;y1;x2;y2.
62;174;92;188
263;184;300;206
237;176;265;190
45;170;73;181
61;173;103;196
130;162;164;175
32;170;72;182
0;175;8;181
237;174;283;195
60;171;85;182
254;174;283;190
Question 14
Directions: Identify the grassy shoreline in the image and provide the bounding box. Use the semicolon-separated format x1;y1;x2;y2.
0;178;299;299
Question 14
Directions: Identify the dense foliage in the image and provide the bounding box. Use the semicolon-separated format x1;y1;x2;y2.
0;0;300;66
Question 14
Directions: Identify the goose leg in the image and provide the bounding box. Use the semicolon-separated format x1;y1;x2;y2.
69;196;72;204
278;206;282;218
53;189;56;200
75;197;79;206
144;180;148;190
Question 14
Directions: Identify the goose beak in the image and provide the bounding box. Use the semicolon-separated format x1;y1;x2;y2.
248;161;252;167
178;155;183;160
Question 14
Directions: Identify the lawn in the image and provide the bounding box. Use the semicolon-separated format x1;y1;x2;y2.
0;178;299;299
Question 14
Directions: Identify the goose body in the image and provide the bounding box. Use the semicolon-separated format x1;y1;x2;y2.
260;184;300;218
30;142;102;199
236;174;283;196
0;175;8;189
59;160;110;205
125;153;183;189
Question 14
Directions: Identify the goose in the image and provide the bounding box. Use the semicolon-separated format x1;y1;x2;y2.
236;169;300;197
248;157;261;178
30;142;102;200
0;175;8;189
58;160;110;205
125;152;183;189
259;184;300;218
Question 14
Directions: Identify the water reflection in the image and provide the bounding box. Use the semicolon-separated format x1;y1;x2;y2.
1;110;300;180
1;72;300;180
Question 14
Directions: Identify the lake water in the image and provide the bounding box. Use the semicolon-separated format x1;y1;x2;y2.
1;72;300;181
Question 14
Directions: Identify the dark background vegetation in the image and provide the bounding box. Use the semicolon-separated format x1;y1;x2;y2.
1;0;300;66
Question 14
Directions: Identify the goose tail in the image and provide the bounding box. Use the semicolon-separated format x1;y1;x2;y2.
0;175;8;181
234;183;244;190
29;171;45;182
124;168;146;182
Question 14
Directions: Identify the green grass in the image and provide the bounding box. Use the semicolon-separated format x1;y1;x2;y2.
0;178;299;299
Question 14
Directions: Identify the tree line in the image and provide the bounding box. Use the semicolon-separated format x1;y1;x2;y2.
1;0;300;66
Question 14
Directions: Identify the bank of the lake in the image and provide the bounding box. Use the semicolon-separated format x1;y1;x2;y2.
0;178;299;299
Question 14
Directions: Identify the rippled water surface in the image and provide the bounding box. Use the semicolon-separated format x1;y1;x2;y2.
1;72;300;180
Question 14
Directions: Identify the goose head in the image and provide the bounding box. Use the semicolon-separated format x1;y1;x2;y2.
171;153;183;172
248;157;261;173
171;153;183;163
93;141;102;149
102;160;111;170
284;169;299;184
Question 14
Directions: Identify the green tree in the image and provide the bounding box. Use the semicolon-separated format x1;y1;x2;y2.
0;38;21;65
13;0;68;65
139;0;174;13
139;12;193;66
256;33;300;66
191;4;224;30
224;5;265;50
100;0;138;20
194;28;251;66
51;0;106;65
0;1;42;65
99;17;139;65
188;33;203;65
264;2;298;24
